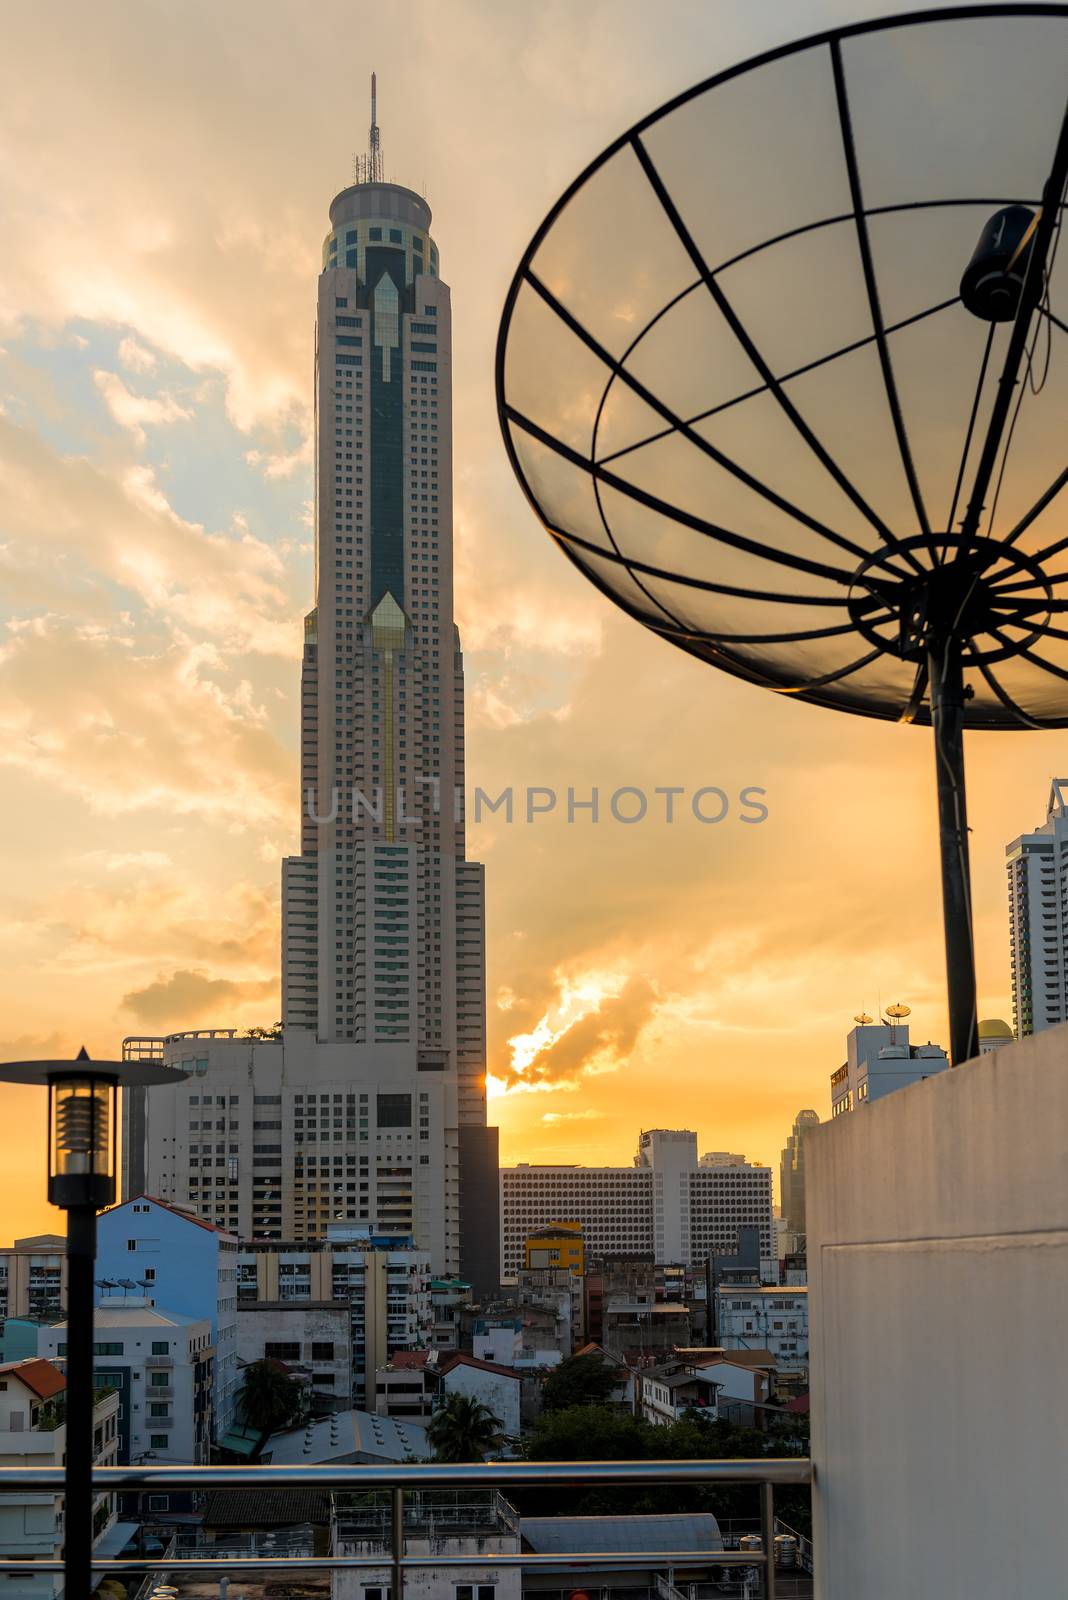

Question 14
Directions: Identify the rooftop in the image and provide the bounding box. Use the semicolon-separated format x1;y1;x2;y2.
111;1195;238;1237
263;1408;431;1465
434;1352;522;1381
522;1512;724;1555
50;1303;207;1331
0;1358;65;1400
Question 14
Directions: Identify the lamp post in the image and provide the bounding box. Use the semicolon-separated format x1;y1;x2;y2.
0;1048;182;1600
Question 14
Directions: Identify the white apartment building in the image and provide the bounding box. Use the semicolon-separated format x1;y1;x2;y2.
1006;778;1068;1034
501;1130;774;1279
236;1225;431;1412
41;1302;214;1465
831;1022;948;1116
715;1286;809;1375
0;1359;119;1598
133;1029;454;1265
332;1488;520;1600
124;85;500;1296
236;1300;352;1409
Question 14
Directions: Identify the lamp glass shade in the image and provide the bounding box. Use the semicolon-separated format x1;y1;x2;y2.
48;1076;116;1210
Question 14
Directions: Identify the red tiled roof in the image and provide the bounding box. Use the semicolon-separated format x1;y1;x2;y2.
436;1352;521;1382
0;1359;66;1400
391;1351;430;1370
785;1393;810;1414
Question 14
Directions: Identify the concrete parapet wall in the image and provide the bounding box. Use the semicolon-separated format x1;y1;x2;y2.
807;1025;1068;1597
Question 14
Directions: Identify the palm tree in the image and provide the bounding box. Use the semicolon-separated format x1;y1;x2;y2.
238;1360;305;1437
427;1392;503;1462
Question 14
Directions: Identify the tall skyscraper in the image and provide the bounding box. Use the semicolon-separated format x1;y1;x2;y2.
1006;779;1068;1037
128;87;500;1296
779;1109;819;1239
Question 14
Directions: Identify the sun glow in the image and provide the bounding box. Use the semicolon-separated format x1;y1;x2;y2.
487;968;629;1100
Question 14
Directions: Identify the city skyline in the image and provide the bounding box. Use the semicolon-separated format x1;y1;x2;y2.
0;0;1063;1241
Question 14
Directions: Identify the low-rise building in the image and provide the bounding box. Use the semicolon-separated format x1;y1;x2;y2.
331;1490;521;1600
640;1353;772;1428
571;1342;639;1414
0;1238;66;1321
0;1359;120;1597
96;1194;239;1441
524;1221;585;1273
715;1286;809;1378
517;1266;583;1353
432;1352;522;1441
237;1226;431;1411
429;1277;471;1350
831;1021;948;1116
40;1300;214;1464
602;1301;692;1358
0;1318;48;1366
374;1351;432;1421
236;1300;352;1411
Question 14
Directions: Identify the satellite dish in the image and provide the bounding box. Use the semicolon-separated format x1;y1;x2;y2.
885;1003;912;1020
853;1012;873;1025
496;4;1068;1068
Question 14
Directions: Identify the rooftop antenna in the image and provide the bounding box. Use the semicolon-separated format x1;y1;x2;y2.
368;71;383;184
884;1002;911;1045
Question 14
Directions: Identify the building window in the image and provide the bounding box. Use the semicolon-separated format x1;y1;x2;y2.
311;1342;334;1361
264;1342;301;1361
377;1093;411;1128
151;1342;169;1356
149;1434;169;1450
148;1495;170;1511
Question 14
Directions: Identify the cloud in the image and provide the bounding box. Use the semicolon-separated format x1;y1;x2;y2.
541;1108;604;1124
74;850;173;871
121;967;277;1027
245;437;312;479
0;415;303;658
92;369;193;446
117;336;157;373
501;973;660;1091
0;618;292;827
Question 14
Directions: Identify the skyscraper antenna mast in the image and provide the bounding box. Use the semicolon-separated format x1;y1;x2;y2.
368;71;383;184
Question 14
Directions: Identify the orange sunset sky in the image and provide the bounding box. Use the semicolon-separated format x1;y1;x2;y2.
0;0;1062;1238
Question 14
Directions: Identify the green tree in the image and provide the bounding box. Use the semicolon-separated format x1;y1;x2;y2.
238;1360;305;1437
427;1392;503;1462
526;1404;647;1461
542;1353;619;1411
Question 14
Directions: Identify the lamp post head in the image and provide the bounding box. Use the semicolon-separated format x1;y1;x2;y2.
0;1049;184;1213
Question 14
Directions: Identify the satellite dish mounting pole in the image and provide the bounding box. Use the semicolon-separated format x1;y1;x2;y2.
928;635;977;1067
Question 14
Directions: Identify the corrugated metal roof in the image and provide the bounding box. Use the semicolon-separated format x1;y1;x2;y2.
521;1513;723;1554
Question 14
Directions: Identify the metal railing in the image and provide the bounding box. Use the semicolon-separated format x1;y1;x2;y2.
0;1458;811;1598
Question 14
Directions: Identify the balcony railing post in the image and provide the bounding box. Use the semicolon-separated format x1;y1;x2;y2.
391;1483;404;1600
760;1479;776;1600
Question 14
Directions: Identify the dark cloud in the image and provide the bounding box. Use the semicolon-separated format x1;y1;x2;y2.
510;975;659;1089
121;968;275;1027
